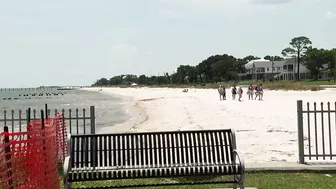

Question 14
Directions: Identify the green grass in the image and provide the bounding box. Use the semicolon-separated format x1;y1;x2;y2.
102;79;336;91
147;81;322;91
237;79;334;86
66;172;336;189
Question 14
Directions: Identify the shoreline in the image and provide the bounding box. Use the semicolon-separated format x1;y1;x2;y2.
85;88;149;133
83;86;336;164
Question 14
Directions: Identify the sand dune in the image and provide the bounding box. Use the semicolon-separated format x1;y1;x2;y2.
84;87;336;164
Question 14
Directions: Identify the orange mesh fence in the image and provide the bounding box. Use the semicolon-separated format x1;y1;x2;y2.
54;113;68;163
0;113;67;189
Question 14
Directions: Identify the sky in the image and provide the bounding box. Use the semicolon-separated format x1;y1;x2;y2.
0;0;335;87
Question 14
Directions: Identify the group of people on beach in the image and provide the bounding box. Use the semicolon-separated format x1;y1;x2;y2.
218;84;264;101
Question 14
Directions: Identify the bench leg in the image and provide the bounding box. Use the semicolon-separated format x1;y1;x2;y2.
233;174;245;189
64;182;72;189
233;182;244;189
63;156;72;189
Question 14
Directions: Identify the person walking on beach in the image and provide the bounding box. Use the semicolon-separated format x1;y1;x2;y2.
254;85;259;100
222;86;226;100
231;85;237;100
238;86;243;101
218;85;225;100
258;84;264;101
247;84;254;100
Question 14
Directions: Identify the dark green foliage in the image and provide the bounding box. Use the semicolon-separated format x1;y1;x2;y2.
92;36;335;86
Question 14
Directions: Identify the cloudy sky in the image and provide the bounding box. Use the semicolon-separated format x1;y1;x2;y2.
0;0;335;87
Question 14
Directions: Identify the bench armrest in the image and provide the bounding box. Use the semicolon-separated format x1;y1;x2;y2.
63;156;71;189
232;150;245;185
66;134;71;156
233;150;245;173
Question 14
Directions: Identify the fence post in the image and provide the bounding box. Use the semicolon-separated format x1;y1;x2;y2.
45;104;48;118
90;106;95;134
26;108;31;125
41;110;46;151
4;126;13;189
89;106;96;168
297;100;305;164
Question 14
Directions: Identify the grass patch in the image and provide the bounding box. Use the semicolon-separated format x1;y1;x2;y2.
147;81;322;91
256;82;321;91
99;79;335;91
66;172;336;189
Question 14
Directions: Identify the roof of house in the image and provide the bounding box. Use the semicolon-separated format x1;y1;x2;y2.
245;58;286;69
245;58;270;69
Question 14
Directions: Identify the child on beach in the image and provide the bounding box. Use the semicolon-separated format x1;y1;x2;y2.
238;87;243;101
247;84;254;100
231;86;237;100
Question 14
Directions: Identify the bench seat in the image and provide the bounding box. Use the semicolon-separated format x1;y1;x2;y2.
69;164;241;181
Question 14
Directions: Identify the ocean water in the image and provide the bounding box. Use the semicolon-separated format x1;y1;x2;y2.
0;88;132;133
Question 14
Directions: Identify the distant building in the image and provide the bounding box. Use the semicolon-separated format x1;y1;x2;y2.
275;58;330;80
243;58;285;80
242;57;330;81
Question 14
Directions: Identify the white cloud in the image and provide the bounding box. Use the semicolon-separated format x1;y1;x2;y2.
109;44;138;56
160;0;293;13
160;9;179;20
246;0;294;4
160;0;244;10
108;44;139;64
324;11;336;20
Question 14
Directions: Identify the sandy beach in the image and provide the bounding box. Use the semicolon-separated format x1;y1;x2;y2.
84;87;336;164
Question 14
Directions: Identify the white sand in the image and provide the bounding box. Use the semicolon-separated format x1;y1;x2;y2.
84;87;336;164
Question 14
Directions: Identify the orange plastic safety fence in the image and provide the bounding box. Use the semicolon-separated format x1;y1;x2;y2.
0;114;67;189
54;113;68;163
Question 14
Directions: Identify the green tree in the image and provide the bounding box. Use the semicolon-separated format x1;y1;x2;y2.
303;48;333;80
93;78;109;86
124;74;137;83
174;65;197;83
137;74;147;85
264;55;284;61
243;55;260;62
211;54;247;82
109;76;123;85
281;36;312;81
156;76;169;85
329;49;336;81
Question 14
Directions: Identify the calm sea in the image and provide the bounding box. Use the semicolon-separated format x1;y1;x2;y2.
0;88;132;133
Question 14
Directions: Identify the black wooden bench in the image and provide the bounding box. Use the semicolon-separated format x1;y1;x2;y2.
63;128;245;189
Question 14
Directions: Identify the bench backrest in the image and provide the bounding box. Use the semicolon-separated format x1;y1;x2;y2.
70;129;236;168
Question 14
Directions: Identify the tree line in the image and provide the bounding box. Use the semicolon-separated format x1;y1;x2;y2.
93;36;336;86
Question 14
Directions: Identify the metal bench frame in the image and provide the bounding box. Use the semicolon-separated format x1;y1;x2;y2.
63;128;245;189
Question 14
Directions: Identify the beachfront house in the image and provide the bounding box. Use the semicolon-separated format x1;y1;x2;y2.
242;57;331;81
242;58;285;80
274;58;330;80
